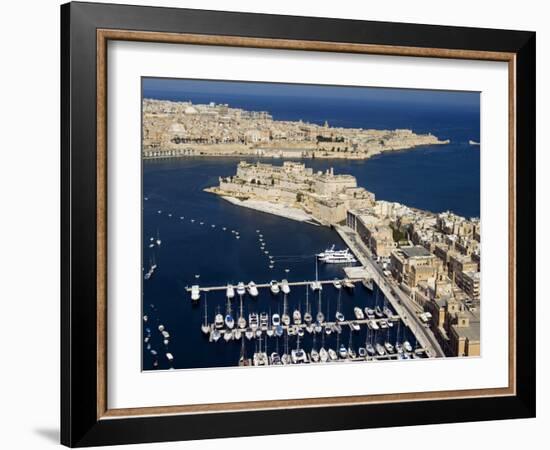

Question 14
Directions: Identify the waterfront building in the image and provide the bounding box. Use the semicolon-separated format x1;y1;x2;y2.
455;270;481;301
390;245;438;288
142;98;449;160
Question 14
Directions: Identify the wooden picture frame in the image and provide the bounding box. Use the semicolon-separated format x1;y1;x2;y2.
61;1;536;446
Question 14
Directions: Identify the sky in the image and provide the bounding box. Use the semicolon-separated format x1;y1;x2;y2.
142;77;480;110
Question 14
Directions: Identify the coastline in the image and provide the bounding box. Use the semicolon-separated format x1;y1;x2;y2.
143;140;450;161
217;195;320;226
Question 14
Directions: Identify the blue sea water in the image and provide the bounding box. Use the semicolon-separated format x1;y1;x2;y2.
142;82;480;370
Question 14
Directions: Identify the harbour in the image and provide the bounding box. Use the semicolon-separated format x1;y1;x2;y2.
141;84;480;371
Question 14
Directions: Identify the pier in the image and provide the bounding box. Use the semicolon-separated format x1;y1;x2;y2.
186;278;360;293
334;225;445;358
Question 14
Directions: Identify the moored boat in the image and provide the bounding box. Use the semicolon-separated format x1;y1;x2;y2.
226;284;235;299
247;281;259;297
339;345;348;359
270;280;280;294
281;279;291;295
236;282;246;296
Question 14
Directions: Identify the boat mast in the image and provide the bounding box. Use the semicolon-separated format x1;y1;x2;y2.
203;291;208;327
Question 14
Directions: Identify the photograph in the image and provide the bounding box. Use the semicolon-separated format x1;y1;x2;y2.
141;78;481;371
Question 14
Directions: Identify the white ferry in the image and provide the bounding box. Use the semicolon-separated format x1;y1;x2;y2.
317;246;357;264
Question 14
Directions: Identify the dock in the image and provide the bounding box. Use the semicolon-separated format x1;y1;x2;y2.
240;348;429;367
186;278;359;293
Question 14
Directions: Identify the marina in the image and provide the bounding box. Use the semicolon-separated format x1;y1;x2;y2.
141;85;480;370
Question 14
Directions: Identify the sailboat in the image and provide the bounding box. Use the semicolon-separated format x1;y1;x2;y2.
238;337;248;366
310;335;320;362
303;286;312;324
214;307;224;329
155;229;161;246
347;331;356;358
316;289;325;323
291;334;306;364
281;332;290;365
200;292;210;335
237;293;246;329
292;298;302;325
335;288;344;322
310;257;322;291
225;298;235;329
281;293;291;325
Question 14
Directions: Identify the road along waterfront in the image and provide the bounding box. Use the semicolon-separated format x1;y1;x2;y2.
335;225;445;358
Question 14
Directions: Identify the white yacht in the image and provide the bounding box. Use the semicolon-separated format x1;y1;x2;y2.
314;322;323;333
310;281;322;291
190;285;200;302
236;282;246;296
247;281;259;297
270;352;282;365
364;307;375;319
291;348;307;364
354;307;365;320
270;280;280;294
403;341;413;353
343;279;355;289
281;279;291;295
350;322;361;332
384;342;395;354
214;312;224;329
383;306;393;318
366;343;376;356
211;329;221;342
317;246;356;264
281;313;291;326
339;344;348;359
376;343;386;356
358;347;367;358
224;330;233;342
238;316;246;329
272;313;281;327
226;284;235;299
369;320;380;330
259;312;269;330
155;230;162;246
316;311;325;324
249;313;259;330
310;348;320;363
328;348;338;361
292;309;302;325
335;311;345;322
225;314;235;329
245;328;254;340
333;279;342;289
320;348;329;362
380;320;389;329
303;311;313;324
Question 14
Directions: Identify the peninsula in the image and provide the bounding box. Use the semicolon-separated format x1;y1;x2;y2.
143;99;449;160
206;161;481;358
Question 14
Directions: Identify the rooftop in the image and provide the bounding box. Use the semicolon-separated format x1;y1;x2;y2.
401;246;432;259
